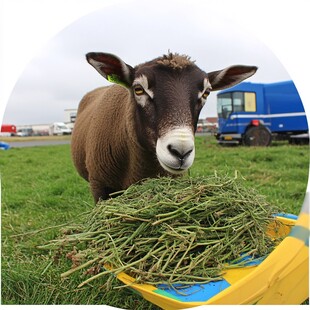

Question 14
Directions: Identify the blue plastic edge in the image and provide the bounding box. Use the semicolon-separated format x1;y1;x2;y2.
156;279;231;302
274;213;298;220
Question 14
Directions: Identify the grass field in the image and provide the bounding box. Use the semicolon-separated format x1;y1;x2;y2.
1;136;309;307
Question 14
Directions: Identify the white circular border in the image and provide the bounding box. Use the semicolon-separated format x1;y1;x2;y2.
0;1;309;310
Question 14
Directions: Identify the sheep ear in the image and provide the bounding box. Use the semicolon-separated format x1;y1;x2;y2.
86;52;134;88
208;65;258;91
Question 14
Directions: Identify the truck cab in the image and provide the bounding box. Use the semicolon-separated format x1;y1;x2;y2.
49;122;72;136
216;81;308;146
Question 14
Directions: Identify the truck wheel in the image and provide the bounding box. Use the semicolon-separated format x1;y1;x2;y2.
243;126;272;146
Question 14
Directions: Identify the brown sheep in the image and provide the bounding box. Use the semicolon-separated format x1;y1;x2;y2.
71;52;257;202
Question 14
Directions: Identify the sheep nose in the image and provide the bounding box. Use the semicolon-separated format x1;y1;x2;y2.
167;144;193;164
156;127;195;174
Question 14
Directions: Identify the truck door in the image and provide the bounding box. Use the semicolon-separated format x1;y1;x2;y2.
217;93;233;133
232;92;244;132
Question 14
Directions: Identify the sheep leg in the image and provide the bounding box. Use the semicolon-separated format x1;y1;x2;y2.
89;179;116;203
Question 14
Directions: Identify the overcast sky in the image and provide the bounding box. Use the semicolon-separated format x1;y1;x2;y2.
0;0;298;125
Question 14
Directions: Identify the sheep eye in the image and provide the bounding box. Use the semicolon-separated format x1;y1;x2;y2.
134;85;144;96
202;90;210;99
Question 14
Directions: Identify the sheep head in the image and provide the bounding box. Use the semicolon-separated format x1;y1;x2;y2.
86;52;257;174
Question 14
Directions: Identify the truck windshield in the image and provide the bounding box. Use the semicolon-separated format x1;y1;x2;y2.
217;93;233;119
57;125;68;129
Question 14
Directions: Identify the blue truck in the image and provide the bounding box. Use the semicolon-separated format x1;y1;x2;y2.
216;80;309;146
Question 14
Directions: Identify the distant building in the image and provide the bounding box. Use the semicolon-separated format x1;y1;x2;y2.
14;109;78;136
16;124;49;136
197;117;218;133
205;117;218;126
64;109;77;129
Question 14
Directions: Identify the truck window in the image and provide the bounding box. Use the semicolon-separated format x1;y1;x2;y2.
232;92;244;112
217;93;232;119
244;92;256;112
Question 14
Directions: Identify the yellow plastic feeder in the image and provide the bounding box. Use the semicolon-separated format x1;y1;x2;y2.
115;194;309;308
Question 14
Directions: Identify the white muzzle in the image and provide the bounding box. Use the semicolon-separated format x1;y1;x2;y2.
156;127;195;174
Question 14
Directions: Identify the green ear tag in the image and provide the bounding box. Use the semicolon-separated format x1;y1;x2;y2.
107;74;128;87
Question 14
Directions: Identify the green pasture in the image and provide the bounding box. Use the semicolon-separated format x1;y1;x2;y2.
1;136;309;307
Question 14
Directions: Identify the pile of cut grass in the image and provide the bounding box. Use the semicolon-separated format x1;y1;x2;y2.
42;173;283;288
